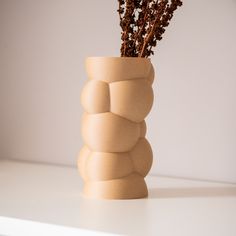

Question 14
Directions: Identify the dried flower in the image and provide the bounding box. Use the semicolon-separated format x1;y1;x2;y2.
117;0;183;57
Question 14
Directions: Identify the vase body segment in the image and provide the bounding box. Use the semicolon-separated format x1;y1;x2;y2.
78;57;154;199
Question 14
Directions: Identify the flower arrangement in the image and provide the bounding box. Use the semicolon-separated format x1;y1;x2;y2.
117;0;183;57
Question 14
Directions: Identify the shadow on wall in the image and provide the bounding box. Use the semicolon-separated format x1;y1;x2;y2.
149;186;236;199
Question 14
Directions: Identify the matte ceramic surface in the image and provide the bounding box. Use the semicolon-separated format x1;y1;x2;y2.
78;57;154;199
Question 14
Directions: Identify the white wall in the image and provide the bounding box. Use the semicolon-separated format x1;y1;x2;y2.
0;0;236;183
0;4;7;160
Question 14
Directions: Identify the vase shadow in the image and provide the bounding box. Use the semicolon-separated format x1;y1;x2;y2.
77;196;151;235
148;186;236;199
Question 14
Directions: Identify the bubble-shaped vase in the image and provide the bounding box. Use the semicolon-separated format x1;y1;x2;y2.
78;57;154;199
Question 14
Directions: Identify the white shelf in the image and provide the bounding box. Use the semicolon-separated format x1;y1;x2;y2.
0;160;236;236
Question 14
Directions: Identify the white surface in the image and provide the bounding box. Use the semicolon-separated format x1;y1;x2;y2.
0;217;110;236
0;0;236;183
0;160;236;236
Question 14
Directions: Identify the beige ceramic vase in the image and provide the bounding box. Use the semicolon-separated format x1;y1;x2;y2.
78;57;154;199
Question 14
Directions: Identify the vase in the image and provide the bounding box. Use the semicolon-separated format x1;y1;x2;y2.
78;57;154;199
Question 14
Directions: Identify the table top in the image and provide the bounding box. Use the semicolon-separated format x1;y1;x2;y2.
0;160;236;236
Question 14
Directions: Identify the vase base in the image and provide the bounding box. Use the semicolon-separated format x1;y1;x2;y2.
82;173;148;199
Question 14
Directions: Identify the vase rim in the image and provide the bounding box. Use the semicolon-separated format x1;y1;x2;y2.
86;56;150;61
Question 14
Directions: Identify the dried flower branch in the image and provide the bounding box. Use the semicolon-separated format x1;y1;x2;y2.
117;0;183;57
